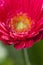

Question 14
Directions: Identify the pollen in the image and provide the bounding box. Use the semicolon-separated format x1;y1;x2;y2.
9;13;31;33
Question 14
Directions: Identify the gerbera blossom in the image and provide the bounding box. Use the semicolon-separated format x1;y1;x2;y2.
0;0;43;49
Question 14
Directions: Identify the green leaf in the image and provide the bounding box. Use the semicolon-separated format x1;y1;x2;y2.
27;40;43;65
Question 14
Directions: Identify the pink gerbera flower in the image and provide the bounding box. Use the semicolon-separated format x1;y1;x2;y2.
0;0;43;49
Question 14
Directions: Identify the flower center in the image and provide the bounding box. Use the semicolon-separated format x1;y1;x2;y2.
16;21;27;30
9;13;31;33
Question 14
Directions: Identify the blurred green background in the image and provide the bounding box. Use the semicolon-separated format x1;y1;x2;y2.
0;40;43;65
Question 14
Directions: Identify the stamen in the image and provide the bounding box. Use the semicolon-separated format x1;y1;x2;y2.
9;13;31;33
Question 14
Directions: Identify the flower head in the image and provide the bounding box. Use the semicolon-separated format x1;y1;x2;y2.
0;0;43;49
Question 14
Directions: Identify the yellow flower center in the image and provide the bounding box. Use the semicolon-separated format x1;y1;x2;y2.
16;21;27;30
9;13;31;33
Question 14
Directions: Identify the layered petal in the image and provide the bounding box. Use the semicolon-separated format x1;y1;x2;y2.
0;0;43;49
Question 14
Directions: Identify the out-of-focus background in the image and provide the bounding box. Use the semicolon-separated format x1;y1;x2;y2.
0;40;43;65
